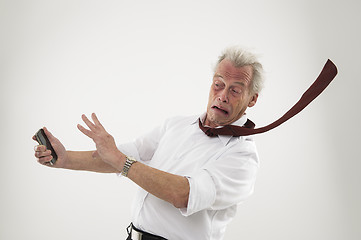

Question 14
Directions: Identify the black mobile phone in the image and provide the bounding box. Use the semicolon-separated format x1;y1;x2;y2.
35;129;57;165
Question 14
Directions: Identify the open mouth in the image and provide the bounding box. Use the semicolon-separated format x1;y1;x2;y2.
212;106;229;115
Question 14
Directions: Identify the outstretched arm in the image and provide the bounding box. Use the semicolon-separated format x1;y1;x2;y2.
77;113;189;208
33;114;190;208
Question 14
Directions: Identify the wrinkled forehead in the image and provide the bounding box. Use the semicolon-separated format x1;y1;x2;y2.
215;59;253;83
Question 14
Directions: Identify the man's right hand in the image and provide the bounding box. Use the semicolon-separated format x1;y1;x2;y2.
33;127;68;168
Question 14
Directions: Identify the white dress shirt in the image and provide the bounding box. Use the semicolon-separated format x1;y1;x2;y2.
117;113;259;240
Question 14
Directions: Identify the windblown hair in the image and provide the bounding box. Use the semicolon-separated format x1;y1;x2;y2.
215;46;265;94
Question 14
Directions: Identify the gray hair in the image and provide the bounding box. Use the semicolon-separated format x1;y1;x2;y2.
215;46;264;94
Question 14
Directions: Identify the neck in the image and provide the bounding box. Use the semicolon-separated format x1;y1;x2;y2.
204;113;245;128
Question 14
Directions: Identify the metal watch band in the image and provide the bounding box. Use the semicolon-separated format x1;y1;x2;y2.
121;156;137;177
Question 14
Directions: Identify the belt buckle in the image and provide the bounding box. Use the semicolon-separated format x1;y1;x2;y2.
131;229;143;240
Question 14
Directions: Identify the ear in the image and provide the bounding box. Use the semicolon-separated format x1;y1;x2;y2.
248;93;258;107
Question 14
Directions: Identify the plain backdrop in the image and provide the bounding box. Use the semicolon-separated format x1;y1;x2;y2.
1;0;360;239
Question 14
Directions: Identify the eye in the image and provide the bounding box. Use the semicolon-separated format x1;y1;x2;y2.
213;80;224;90
231;88;241;94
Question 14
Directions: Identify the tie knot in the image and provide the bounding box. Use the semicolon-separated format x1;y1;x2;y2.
205;129;215;137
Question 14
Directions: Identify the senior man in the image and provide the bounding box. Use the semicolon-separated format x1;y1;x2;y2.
34;46;264;240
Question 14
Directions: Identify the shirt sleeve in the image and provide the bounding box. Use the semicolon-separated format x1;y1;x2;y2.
180;137;259;216
117;120;168;163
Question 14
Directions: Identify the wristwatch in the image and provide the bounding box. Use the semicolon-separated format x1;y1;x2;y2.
121;155;137;177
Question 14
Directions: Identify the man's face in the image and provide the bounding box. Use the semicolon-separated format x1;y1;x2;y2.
205;59;258;128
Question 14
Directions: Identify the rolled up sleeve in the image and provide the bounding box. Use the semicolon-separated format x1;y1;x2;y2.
181;139;259;216
116;120;168;177
117;119;169;163
180;170;217;216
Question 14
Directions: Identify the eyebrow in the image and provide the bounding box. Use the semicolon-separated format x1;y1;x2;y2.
213;74;222;80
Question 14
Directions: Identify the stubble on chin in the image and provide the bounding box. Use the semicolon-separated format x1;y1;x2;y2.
205;112;224;127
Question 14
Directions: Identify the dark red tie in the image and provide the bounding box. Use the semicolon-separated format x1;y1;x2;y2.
199;59;338;137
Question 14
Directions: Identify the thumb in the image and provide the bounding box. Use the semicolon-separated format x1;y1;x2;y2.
43;127;56;143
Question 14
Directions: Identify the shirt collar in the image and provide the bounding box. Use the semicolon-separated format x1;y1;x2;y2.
191;113;248;146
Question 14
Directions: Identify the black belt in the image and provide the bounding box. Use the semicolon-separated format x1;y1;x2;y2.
126;223;167;240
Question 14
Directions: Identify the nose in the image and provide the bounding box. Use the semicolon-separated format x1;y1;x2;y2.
218;89;229;103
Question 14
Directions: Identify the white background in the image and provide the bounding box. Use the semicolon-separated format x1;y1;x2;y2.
1;0;360;239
